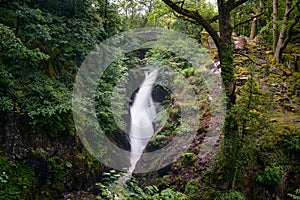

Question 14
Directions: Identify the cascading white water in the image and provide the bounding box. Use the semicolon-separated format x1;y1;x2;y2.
128;70;158;174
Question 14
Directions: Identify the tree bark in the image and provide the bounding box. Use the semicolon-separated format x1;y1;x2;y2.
250;17;257;40
273;0;278;51
217;0;236;106
249;0;263;39
274;0;293;63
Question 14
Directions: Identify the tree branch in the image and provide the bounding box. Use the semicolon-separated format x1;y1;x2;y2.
209;15;219;23
172;12;199;25
162;0;222;49
282;16;299;50
286;0;299;16
234;52;262;66
162;0;199;20
275;0;297;63
233;12;265;30
230;0;249;11
281;1;300;51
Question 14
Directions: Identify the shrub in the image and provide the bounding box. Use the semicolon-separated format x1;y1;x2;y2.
96;170;187;200
288;189;300;200
0;156;37;200
216;190;246;200
257;165;283;187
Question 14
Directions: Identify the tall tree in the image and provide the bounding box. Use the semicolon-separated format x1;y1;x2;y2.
273;0;278;51
274;0;300;63
162;0;250;189
249;0;265;39
162;0;249;107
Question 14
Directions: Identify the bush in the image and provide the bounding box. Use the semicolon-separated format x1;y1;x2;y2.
0;156;37;200
257;165;283;187
216;190;246;200
185;178;201;200
97;170;187;200
288;189;300;200
152;188;187;200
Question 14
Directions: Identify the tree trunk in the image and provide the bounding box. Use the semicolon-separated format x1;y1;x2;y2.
274;0;292;63
250;0;263;39
218;1;235;107
273;0;278;51
250;17;257;39
275;0;300;63
161;0;249;190
217;0;239;190
274;0;293;63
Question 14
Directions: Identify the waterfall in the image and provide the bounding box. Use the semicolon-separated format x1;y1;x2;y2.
128;69;158;174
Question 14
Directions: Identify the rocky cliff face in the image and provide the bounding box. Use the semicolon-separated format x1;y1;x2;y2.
0;116;104;198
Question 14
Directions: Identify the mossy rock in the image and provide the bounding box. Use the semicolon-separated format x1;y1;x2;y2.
181;152;197;163
235;66;249;76
280;65;292;76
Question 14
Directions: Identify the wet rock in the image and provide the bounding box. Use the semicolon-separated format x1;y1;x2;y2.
63;191;99;200
27;157;49;185
0;116;105;196
1;120;27;161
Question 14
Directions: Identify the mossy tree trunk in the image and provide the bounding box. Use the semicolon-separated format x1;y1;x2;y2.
161;0;246;105
217;0;236;106
217;1;239;189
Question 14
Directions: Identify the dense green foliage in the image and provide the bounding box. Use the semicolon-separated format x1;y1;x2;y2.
231;0;300;46
0;156;36;200
97;170;187;200
0;0;120;198
289;189;300;200
0;0;299;199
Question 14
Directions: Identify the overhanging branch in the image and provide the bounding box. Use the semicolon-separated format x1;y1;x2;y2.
233;12;265;30
209;15;219;23
230;0;249;11
286;0;299;17
172;12;199;25
162;0;222;49
234;52;262;66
